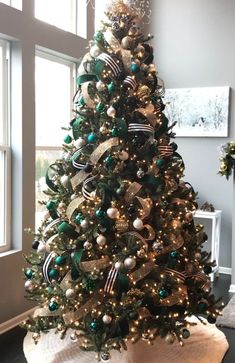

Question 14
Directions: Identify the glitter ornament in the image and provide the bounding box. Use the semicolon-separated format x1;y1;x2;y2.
84;241;93;250
124;257;136;270
107;207;119;219
107;106;116;118
65;288;76;299
96;234;106;246
133;218;144;230
102;314;112;324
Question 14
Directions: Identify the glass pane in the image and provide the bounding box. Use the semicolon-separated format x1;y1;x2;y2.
0;46;3;145
77;0;87;38
0;151;5;246
95;0;110;30
35;55;73;147
0;1;10;5
0;0;22;10
35;0;75;33
35;149;62;230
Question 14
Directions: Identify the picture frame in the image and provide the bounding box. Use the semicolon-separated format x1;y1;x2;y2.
164;86;230;137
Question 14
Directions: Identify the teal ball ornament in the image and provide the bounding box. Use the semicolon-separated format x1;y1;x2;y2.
108;82;115;93
156;159;166;168
198;301;208;313
182;328;190;339
170;250;179;259
55;255;66;266
111;127;118;137
131;62;140;74
25;268;33;279
63;135;72;144
87;132;97;143
79;97;86;106
104;155;116;167
96;209;106;219
90;320;99;331
75;213;84;224
96;102;105;113
94;31;103;42
158;288;169;298
49;301;59;312
49;269;59;280
46;200;56;211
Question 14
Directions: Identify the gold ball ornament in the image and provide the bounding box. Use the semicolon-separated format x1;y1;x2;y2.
136;85;151;100
165;333;175;344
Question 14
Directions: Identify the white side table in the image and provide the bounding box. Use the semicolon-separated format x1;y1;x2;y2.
193;210;222;282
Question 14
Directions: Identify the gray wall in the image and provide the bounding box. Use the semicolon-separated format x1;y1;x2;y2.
150;0;235;269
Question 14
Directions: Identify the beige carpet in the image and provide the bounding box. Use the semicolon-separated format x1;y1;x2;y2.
23;316;229;363
217;295;235;328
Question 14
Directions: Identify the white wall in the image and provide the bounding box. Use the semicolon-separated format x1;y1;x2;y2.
150;0;235;271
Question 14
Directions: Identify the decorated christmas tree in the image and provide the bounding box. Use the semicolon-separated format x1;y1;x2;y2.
23;0;222;361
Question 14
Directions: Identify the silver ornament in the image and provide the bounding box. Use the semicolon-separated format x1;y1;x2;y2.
84;241;93;250
96;234;106;246
96;81;106;92
107;106;116;118
137;168;145;179
25;280;34;292
133;218;144;230
165;333;175;344
137;249;146;258
124;257;136;270
80;219;89;229
102;314;112;324
37;242;46;254
121;36;134;50
70;332;78;342
101;352;111;362
107;207;119;219
119;150;129;161
60;175;70;188
195;252;202;260
65;288;76;299
152;242;163;253
114;261;123;270
74;137;86;148
90;45;101;58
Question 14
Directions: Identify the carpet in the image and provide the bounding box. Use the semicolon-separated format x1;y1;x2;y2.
217;295;235;329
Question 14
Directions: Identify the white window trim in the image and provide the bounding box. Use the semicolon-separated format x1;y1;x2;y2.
0;39;11;253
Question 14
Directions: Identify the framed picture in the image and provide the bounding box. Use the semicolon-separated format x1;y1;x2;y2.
164;86;230;137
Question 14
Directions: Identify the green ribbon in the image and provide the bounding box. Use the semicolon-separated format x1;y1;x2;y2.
76;74;98;87
58;221;79;239
115;118;128;138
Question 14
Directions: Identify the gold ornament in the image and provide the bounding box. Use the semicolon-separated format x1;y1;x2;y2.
136;85;151;100
115;219;129;233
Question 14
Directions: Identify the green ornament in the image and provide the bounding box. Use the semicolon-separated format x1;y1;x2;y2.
182;328;190;339
96;209;106;219
79;97;86;106
198;301;208;313
131;63;140;74
87;132;97;143
55;255;66;266
85;278;96;292
108;82;115;93
159;288;169;298
46;200;56;211
104;155;115;167
49;269;59;280
96;102;105;113
170;250;179;259
207;315;216;324
111;127;118;137
75;213;84;224
25;268;33;279
90;320;99;331
116;187;125;196
156;159;166;168
49;301;59;312
203;265;213;274
94;31;103;42
63;135;72;144
46;286;53;294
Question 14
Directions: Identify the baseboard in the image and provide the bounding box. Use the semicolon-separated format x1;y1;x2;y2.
0;307;37;335
219;266;232;275
229;284;235;293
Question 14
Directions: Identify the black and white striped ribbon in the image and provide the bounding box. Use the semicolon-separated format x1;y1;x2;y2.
158;145;173;157
104;266;118;293
71;148;86;170
42;252;54;284
43;218;61;237
128;123;154;134
123;76;137;90
97;53;121;76
82;175;97;200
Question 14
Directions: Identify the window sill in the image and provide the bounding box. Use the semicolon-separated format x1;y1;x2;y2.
0;249;21;258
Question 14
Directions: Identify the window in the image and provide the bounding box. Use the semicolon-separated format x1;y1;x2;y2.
95;0;110;30
0;39;10;252
0;0;22;10
35;0;87;38
35;52;76;228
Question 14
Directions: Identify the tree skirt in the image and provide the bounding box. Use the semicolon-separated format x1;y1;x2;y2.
216;295;235;328
23;317;229;363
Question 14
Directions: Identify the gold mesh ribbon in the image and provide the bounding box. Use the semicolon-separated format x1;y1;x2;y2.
90;137;119;165
66;196;86;220
153;234;184;257
136;104;157;126
160;285;188;306
103;30;132;71
71;171;88;190
63;295;102;324
125;182;142;202
60;271;72;291
143;224;156;240
81;256;110;272
136;197;152;219
129;260;155;283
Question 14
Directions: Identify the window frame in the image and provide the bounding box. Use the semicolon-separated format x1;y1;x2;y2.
0;38;11;253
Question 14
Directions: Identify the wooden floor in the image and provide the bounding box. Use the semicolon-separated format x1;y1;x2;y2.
0;274;234;363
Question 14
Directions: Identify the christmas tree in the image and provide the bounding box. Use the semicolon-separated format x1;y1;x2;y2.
23;1;222;361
